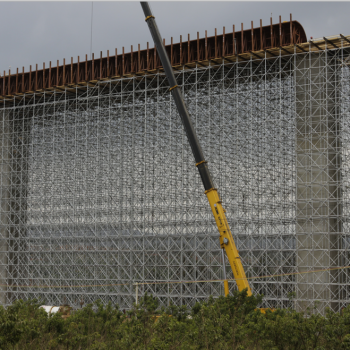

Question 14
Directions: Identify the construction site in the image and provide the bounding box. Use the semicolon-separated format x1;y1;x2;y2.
0;12;350;314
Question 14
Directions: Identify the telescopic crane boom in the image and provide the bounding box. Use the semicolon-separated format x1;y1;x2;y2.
141;2;252;297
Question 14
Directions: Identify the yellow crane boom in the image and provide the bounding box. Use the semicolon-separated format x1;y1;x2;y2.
205;188;252;295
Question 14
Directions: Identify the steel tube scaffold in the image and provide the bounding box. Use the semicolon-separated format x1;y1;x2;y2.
0;33;350;313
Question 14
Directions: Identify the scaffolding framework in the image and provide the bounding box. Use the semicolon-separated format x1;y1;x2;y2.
1;38;350;312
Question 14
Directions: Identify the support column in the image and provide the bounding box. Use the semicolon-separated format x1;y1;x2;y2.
0;109;10;305
296;50;340;313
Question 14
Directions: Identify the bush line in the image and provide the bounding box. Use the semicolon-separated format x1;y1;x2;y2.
0;290;350;349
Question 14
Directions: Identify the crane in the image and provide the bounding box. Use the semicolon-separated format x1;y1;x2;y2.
141;2;252;297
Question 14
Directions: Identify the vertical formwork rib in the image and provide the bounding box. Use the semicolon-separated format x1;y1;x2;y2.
0;41;350;312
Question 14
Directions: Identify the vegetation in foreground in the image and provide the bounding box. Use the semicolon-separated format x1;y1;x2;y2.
0;290;350;349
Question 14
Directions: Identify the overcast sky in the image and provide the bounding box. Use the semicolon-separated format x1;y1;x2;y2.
0;1;349;74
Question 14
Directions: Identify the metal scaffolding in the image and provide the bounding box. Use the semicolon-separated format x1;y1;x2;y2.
1;37;350;312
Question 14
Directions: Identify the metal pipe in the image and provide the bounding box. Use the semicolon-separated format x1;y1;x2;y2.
221;248;229;296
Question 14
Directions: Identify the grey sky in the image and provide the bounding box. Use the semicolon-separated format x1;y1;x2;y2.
0;1;349;74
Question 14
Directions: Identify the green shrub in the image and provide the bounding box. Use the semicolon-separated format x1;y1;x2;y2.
0;291;348;349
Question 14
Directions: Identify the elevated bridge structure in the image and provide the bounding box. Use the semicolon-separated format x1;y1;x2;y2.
1;16;350;313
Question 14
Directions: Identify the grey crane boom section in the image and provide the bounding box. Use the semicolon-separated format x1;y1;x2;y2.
140;2;214;192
